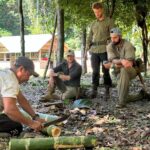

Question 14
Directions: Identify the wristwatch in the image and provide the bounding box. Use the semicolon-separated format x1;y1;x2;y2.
32;114;39;120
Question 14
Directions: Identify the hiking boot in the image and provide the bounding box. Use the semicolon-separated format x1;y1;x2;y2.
40;86;58;102
104;86;110;101
40;93;60;102
116;98;127;108
140;89;150;100
89;86;97;98
116;103;126;108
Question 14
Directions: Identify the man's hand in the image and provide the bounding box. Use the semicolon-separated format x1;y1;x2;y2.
121;59;133;68
103;62;112;69
29;120;43;132
115;64;123;68
33;116;46;124
59;74;70;81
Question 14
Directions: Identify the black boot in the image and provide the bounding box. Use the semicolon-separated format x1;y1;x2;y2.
104;85;110;101
90;86;97;98
140;89;150;100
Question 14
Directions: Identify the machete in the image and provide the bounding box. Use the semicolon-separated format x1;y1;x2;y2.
43;115;69;128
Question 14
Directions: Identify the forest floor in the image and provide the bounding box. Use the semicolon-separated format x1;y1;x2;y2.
0;73;150;150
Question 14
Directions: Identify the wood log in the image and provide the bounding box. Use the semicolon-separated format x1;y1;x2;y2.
9;135;97;150
42;125;61;137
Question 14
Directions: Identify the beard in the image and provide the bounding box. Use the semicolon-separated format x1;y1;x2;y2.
112;38;121;45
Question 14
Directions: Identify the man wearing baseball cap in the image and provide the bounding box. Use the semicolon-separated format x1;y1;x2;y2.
104;27;149;107
14;56;39;77
0;56;45;136
41;50;82;102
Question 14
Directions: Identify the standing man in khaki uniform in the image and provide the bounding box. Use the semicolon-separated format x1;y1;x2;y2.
86;2;115;98
104;27;149;107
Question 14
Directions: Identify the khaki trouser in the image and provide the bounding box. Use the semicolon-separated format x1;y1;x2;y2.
52;77;79;100
42;76;79;101
62;86;78;100
117;67;143;105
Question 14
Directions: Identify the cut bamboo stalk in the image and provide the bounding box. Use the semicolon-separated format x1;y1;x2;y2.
9;135;97;150
21;110;61;137
42;125;61;137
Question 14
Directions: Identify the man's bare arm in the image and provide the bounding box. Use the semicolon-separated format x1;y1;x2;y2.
3;98;43;131
17;91;36;118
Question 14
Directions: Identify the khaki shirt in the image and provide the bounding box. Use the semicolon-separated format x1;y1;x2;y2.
107;39;135;61
86;17;114;53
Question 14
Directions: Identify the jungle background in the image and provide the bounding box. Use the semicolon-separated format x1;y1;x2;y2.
0;0;150;150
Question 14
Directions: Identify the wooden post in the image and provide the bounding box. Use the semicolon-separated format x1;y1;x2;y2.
18;0;25;56
81;28;87;74
43;13;57;79
56;0;64;64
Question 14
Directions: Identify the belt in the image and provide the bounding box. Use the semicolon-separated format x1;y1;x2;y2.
91;41;107;46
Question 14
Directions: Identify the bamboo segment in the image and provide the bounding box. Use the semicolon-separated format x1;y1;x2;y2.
9;136;97;150
21;110;61;137
42;125;61;137
20;110;58;122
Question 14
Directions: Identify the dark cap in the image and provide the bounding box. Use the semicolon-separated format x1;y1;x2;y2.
14;56;39;77
66;50;75;56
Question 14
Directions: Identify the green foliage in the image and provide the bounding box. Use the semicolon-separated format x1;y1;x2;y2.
65;27;81;50
0;0;149;56
0;0;20;35
0;27;12;36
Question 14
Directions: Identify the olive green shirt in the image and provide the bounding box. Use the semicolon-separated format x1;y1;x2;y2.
86;17;114;53
107;39;135;61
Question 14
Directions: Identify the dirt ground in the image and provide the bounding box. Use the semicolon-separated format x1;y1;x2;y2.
0;74;150;150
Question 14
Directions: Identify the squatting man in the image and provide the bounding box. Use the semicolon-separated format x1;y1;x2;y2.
0;57;45;136
104;27;150;107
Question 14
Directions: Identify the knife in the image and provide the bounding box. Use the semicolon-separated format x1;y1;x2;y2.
43;115;69;128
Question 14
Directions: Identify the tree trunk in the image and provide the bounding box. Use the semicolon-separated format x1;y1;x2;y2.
9;136;97;150
134;0;149;74
18;0;25;56
43;13;57;79
141;22;148;74
109;0;116;18
56;0;64;64
81;28;87;74
106;0;116;18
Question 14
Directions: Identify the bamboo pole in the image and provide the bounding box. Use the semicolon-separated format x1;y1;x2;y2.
9;136;97;150
20;110;58;122
20;110;61;136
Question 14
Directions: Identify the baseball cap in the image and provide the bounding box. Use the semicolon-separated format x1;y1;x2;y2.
14;56;39;77
110;27;122;36
66;50;75;56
